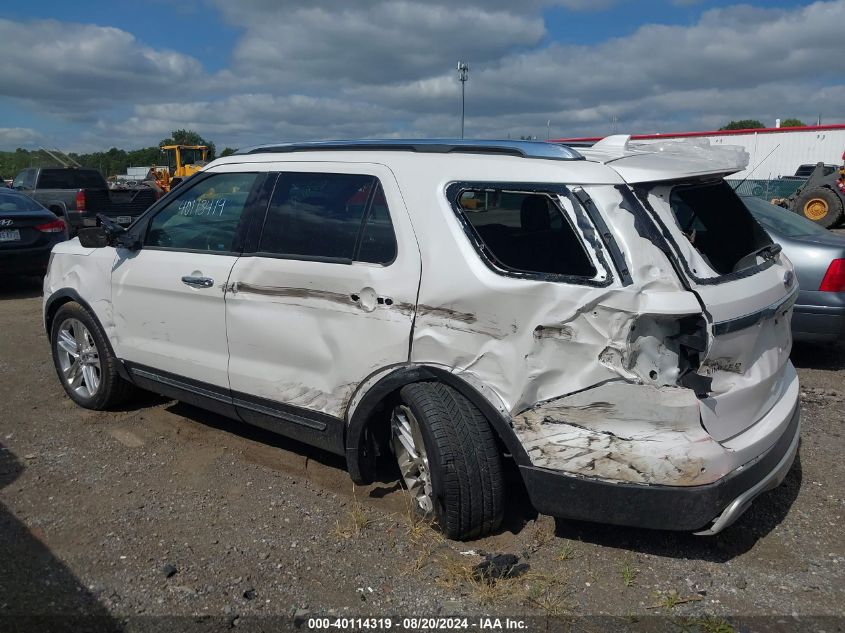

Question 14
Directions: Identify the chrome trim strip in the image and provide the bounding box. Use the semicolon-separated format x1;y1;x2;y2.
130;368;232;404
232;398;328;431
712;287;799;336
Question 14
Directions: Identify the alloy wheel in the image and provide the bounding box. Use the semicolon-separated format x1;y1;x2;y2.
390;404;434;514
56;318;101;398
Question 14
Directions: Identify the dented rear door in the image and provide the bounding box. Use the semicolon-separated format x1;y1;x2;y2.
224;162;421;441
634;179;798;442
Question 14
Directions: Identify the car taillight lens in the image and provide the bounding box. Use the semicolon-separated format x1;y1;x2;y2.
819;259;845;292
35;219;66;233
75;189;85;212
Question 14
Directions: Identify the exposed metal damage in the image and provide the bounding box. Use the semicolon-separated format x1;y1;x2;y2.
512;382;733;486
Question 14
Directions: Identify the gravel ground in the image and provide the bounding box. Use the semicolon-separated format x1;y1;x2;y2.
0;277;843;633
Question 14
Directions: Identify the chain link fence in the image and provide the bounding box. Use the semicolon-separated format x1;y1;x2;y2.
727;178;804;201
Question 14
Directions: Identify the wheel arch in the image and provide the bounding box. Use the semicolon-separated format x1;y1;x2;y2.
344;364;530;485
44;289;131;382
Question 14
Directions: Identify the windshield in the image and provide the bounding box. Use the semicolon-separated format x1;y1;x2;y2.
742;196;830;238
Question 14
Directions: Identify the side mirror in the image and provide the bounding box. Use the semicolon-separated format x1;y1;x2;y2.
97;214;142;250
77;227;109;248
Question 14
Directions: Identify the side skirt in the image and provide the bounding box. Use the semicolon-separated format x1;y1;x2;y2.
123;362;346;455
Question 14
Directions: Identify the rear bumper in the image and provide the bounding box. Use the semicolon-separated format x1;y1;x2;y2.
520;401;800;533
792;303;845;342
0;244;55;274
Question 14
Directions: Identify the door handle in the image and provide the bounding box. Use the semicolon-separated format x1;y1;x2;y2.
181;275;214;288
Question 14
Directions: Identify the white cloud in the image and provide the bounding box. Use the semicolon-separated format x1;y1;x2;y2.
0;1;843;150
0;18;205;117
0;127;40;147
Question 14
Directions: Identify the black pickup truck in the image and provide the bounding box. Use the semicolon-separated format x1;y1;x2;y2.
11;167;158;235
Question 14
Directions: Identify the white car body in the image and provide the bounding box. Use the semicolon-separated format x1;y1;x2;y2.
44;137;800;535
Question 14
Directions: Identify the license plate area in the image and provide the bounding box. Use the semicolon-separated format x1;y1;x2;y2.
0;229;20;242
116;216;132;224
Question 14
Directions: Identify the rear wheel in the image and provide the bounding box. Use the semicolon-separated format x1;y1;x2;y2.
795;187;843;228
50;302;135;409
391;382;504;540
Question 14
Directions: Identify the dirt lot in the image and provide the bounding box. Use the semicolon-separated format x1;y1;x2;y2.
0;277;843;632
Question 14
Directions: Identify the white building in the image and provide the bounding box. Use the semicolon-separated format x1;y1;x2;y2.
556;124;845;180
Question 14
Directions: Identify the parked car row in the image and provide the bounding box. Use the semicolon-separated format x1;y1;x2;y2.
0;188;68;275
10;167;157;236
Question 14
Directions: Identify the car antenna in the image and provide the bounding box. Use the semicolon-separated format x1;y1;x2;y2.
731;144;780;193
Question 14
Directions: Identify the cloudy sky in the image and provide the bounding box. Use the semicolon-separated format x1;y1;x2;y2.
0;0;843;151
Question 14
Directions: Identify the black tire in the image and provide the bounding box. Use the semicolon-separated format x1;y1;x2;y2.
795;187;844;228
50;301;135;410
397;382;504;540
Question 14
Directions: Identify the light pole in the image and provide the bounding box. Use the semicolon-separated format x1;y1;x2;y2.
457;61;469;139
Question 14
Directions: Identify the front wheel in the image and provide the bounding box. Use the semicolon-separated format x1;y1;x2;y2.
50;302;135;409
391;382;504;540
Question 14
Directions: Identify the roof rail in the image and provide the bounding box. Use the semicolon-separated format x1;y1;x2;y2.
236;139;584;161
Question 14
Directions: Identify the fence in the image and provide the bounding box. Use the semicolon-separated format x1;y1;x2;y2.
727;178;804;201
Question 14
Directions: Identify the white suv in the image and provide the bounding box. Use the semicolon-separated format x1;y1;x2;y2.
44;138;801;539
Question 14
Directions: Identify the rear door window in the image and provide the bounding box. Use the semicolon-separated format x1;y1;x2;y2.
37;170;106;189
259;172;397;264
453;188;597;279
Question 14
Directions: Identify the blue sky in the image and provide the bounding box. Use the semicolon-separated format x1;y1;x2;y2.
0;0;842;151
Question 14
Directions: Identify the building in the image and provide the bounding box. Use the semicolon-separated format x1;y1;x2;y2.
553;124;845;180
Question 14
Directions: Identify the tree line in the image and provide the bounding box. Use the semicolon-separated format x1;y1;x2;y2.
0;130;238;181
720;118;805;130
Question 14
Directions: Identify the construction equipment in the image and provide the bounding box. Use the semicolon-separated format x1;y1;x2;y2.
152;145;208;192
773;156;845;228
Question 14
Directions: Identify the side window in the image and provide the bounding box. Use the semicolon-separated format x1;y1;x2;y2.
146;172;258;252
259;173;396;264
455;188;596;278
11;171;28;190
357;183;397;264
13;170;34;190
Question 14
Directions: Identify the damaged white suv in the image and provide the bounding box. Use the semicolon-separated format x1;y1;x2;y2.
44;137;800;540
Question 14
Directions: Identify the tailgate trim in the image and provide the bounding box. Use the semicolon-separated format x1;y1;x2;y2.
712;287;798;335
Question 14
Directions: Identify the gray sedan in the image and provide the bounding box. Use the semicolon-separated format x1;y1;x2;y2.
744;196;845;342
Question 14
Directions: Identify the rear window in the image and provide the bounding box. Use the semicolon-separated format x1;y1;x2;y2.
454;188;596;278
0;192;44;213
669;181;772;275
37;169;106;190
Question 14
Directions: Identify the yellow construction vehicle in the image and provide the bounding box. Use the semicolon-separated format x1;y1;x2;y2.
152;145;209;192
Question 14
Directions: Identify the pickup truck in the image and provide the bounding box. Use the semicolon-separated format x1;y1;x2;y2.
11;167;157;235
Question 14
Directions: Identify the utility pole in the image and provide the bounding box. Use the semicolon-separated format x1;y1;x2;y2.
457;61;469;139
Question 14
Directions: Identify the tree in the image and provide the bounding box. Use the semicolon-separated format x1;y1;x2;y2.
158;129;216;160
220;147;238;157
780;118;805;128
720;120;765;131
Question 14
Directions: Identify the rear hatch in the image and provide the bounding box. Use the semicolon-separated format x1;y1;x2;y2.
631;178;796;441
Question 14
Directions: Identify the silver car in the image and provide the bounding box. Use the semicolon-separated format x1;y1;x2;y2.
744;196;845;342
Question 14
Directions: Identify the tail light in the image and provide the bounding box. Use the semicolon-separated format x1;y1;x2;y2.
819;259;845;292
75;189;86;212
35;219;66;233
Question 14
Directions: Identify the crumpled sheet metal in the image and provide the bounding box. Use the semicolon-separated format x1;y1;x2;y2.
511;382;733;486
